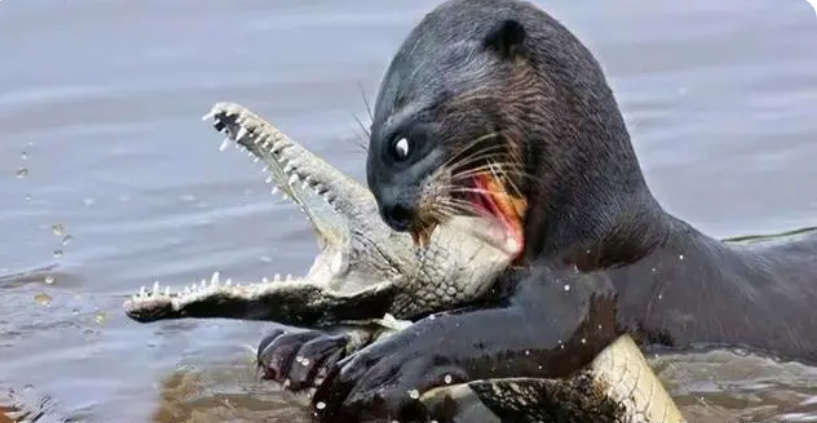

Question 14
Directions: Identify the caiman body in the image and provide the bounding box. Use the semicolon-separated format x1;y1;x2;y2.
123;102;686;423
123;102;514;327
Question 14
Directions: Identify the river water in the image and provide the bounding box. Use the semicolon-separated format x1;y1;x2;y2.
1;0;816;422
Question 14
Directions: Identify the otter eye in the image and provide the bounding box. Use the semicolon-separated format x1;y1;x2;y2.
391;137;411;161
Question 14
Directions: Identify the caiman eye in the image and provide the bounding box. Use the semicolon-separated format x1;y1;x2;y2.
391;137;411;161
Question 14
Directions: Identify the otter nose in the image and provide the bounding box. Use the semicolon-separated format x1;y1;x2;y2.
380;202;414;232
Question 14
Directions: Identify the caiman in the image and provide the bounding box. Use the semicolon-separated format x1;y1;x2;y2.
123;102;686;423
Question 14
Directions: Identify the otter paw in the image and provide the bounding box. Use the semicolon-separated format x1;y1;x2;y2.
309;332;467;423
256;328;349;392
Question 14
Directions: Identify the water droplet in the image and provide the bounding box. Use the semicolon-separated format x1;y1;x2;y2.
83;198;96;207
581;338;587;344
678;254;684;260
302;358;310;366
62;235;73;246
44;275;55;285
24;194;31;201
408;389;419;399
94;312;106;325
72;308;80;315
444;374;453;384
524;350;530;356
15;167;28;178
21;151;28;160
315;401;326;410
657;294;663;300
53;249;63;258
35;293;52;306
51;224;65;236
563;284;570;291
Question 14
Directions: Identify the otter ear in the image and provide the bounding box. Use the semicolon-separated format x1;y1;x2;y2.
483;19;526;59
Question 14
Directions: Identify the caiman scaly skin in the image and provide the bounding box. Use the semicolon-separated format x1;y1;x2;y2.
420;335;686;423
123;102;514;326
122;103;687;423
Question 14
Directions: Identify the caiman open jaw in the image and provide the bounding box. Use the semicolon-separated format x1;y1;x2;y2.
204;102;404;289
123;102;514;324
124;102;413;322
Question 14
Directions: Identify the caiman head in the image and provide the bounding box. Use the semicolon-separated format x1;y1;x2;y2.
123;102;514;323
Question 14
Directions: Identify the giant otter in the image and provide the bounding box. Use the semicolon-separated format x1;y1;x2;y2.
258;0;817;421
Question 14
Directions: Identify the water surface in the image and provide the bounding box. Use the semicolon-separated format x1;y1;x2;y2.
1;0;816;422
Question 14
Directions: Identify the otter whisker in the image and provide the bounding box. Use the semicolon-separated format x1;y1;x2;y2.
437;131;505;172
450;165;541;186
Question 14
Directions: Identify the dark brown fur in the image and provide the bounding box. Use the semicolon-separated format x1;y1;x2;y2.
366;0;817;364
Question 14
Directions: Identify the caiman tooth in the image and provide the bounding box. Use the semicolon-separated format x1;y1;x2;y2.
153;281;160;295
286;274;292;281
164;287;170;296
235;126;248;141
140;286;147;297
225;278;232;286
201;110;217;121
274;273;281;282
262;277;269;283
210;271;220;285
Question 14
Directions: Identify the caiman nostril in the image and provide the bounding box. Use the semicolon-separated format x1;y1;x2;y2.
382;203;413;232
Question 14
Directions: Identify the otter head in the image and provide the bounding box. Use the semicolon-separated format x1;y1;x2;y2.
367;0;650;266
365;14;532;262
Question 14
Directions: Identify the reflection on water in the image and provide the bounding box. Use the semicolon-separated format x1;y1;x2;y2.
1;0;816;421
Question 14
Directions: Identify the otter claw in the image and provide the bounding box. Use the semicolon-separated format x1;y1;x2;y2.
257;328;350;392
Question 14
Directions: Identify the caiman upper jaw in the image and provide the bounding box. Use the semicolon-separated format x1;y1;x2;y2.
125;103;407;322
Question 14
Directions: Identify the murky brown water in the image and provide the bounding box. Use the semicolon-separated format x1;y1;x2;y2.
1;0;816;422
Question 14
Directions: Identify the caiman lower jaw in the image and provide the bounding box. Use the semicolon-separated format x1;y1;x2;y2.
123;271;302;322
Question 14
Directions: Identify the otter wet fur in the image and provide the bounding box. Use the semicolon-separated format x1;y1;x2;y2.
257;0;817;422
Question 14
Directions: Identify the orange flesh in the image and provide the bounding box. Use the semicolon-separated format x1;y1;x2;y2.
410;173;526;257
472;173;526;258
